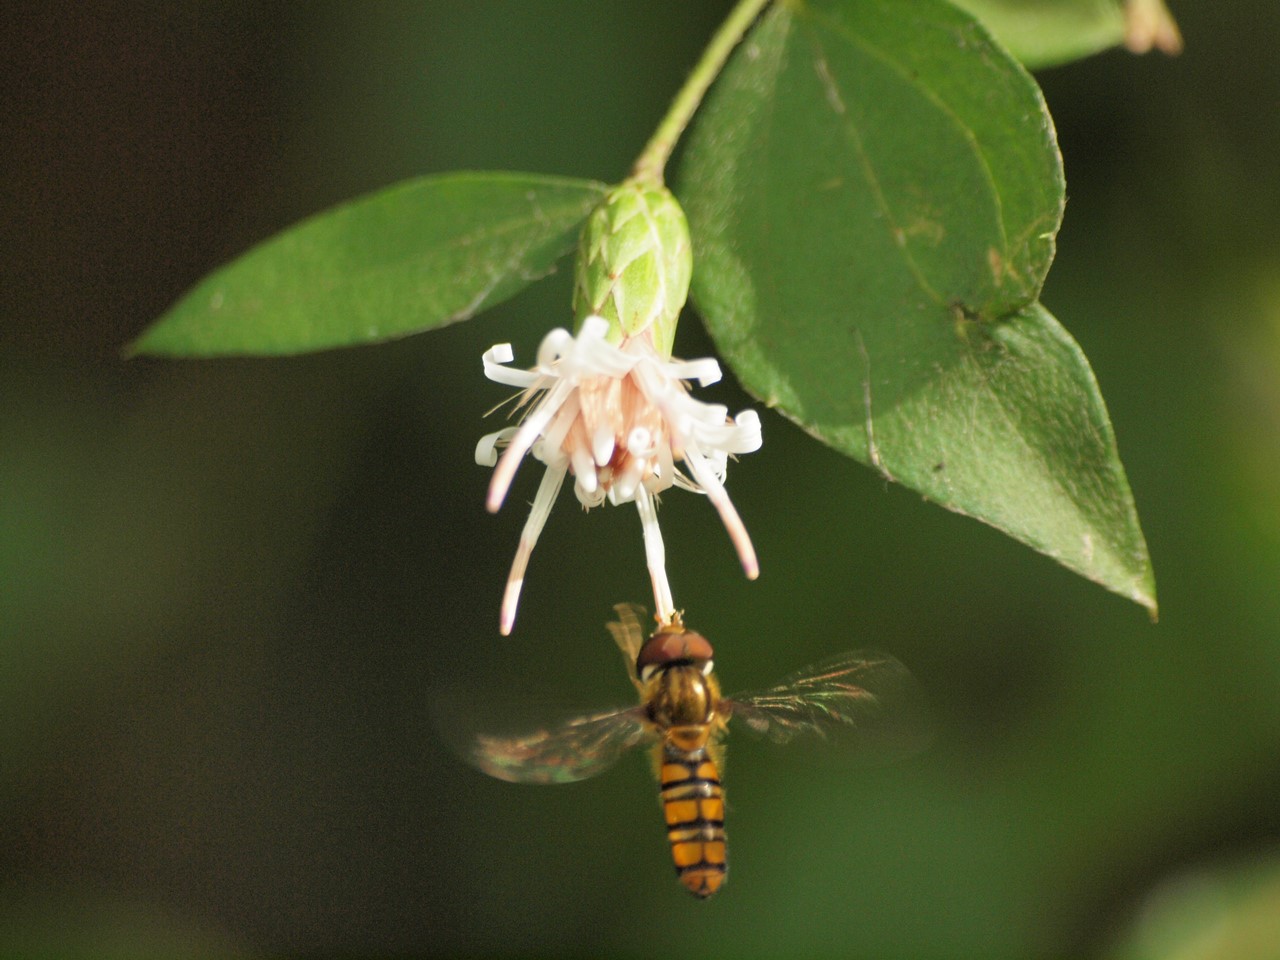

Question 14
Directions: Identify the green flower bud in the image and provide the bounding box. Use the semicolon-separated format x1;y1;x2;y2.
572;180;692;358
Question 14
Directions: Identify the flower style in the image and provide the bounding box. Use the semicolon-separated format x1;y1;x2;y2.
476;315;762;634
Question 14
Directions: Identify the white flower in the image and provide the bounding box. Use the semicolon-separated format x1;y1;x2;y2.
476;315;762;634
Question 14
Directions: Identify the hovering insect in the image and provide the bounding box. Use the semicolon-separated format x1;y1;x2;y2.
469;604;923;898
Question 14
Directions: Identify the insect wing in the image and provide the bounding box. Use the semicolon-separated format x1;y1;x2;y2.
470;705;652;785
606;602;648;694
723;651;925;752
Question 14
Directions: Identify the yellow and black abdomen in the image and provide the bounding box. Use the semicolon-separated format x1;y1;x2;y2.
658;727;727;898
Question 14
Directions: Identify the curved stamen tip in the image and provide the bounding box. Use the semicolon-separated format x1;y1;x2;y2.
721;501;758;580
500;579;523;635
735;534;759;580
485;485;506;514
486;456;520;512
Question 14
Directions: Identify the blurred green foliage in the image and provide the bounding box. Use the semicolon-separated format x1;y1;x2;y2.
1106;852;1280;960
3;2;1279;957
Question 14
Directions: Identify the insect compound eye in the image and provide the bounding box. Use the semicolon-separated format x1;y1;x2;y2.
635;628;716;678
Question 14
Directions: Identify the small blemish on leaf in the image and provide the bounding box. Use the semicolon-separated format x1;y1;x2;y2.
904;217;945;245
987;247;1005;284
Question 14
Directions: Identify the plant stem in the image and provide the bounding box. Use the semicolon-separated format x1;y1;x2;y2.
630;0;773;185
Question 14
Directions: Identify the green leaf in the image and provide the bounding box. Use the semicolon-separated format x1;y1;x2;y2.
948;0;1127;69
679;0;1154;612
133;172;608;356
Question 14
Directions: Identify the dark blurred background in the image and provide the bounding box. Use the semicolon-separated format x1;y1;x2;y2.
3;2;1279;957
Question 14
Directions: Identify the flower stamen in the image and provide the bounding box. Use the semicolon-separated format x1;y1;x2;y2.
477;316;761;633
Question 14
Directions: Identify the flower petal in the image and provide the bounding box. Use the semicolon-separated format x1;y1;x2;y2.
691;409;763;454
475;426;519;467
535;327;576;370
482;343;540;388
665;357;722;387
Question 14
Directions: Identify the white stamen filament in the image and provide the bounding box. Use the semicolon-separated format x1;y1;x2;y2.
487;379;574;512
539;391;579;466
682;433;759;579
499;462;567;636
636;487;675;625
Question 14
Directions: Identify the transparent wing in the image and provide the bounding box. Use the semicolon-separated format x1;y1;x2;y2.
470;705;653;785
723;651;927;752
606;602;648;695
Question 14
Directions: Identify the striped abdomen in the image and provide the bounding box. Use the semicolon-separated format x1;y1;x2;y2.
659;727;727;898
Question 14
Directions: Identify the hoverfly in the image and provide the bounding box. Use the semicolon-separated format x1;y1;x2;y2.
469;604;922;899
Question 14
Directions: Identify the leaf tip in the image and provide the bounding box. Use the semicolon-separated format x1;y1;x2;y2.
124;322;182;359
1139;583;1159;623
1122;563;1158;621
122;325;165;359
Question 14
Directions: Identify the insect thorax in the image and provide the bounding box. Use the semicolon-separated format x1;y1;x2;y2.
647;664;719;728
